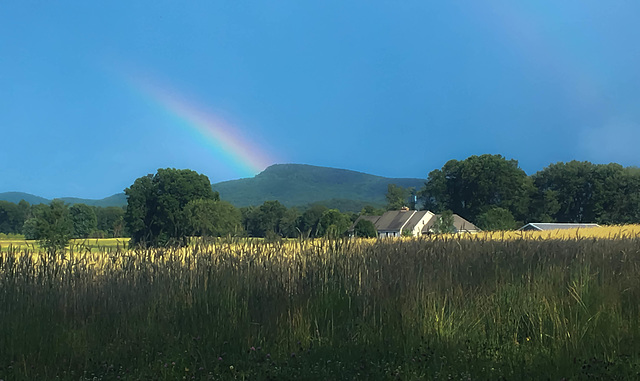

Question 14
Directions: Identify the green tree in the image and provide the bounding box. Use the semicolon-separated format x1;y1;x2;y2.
476;207;517;231
242;201;288;237
317;209;351;238
297;204;328;238
431;210;456;234
34;200;73;255
352;218;378;238
279;207;301;238
124;168;217;247
185;199;242;237
419;154;532;222
95;206;125;238
360;205;385;216
532;161;640;224
0;201;22;234
70;203;97;238
386;184;409;210
22;218;39;240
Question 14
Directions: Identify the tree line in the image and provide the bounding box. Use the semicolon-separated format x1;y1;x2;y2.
122;169;375;246
418;154;640;230
0;200;124;239
2;155;639;249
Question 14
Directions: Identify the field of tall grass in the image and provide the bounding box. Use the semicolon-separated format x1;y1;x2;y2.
1;226;640;379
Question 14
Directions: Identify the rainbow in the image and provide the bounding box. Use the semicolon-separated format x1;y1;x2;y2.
126;74;275;177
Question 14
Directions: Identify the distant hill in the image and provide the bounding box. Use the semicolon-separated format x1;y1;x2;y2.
0;192;127;208
0;164;425;212
58;193;128;207
0;192;51;205
212;164;425;211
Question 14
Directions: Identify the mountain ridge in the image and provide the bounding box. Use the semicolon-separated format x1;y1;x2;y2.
0;164;425;212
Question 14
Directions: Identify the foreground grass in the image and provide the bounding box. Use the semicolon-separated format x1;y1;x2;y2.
1;235;640;380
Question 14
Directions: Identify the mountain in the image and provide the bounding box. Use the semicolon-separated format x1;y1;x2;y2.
212;164;425;211
58;193;128;207
0;192;127;208
0;164;426;212
0;192;50;205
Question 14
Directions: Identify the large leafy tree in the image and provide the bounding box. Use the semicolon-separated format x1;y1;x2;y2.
317;209;351;238
185;198;242;238
0;201;23;234
33;200;73;255
242;200;288;237
385;184;410;210
352;218;378;238
532;161;640;224
124;168;217;247
70;203;97;238
95;206;125;238
475;207;517;231
419;154;532;223
279;207;301;238
297;204;328;238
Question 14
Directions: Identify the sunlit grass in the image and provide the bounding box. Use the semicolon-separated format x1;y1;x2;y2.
1;228;640;379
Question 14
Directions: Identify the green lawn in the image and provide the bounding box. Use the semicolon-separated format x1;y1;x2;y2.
0;237;130;252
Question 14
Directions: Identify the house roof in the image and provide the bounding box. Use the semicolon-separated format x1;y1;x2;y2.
405;210;431;230
422;214;480;233
518;223;600;231
349;215;381;232
375;210;417;231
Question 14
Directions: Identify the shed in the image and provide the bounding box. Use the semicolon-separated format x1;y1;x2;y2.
518;223;600;231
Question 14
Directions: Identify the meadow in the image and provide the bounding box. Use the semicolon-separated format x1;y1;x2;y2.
1;226;640;380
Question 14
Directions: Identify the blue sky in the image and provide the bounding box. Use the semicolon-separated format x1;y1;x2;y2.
1;1;639;199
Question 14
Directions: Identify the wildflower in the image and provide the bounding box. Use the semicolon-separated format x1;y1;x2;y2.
229;365;234;370
218;357;223;361
250;346;256;351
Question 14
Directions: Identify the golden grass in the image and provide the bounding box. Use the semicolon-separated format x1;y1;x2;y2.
474;224;640;241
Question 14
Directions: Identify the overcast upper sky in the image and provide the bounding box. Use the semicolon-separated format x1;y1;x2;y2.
1;1;639;199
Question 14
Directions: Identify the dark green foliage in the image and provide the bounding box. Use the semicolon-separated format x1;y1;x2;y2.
352;219;378;238
532;161;640;224
419;154;532;223
22;217;39;240
34;200;73;255
385;183;410;210
317;209;351;238
360;204;386;216
297;204;327;238
431;210;456;234
476;206;518;231
0;200;26;234
279;207;301;238
185;199;242;237
124;168;217;247
69;204;97;238
242;200;288;237
94;206;125;237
